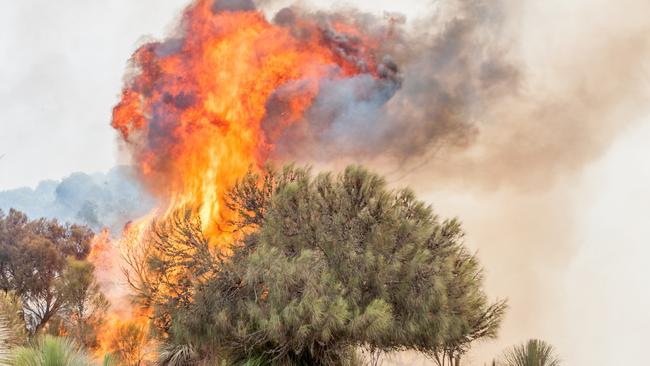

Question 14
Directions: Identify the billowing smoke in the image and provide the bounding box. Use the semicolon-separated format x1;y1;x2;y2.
266;0;516;163
262;0;649;191
0;166;155;234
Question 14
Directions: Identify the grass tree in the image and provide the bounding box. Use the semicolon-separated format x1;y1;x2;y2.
10;335;91;366
500;339;561;366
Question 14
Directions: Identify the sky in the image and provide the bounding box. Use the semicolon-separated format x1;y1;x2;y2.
1;1;649;365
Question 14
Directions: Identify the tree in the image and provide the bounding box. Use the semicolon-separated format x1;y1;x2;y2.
129;165;506;365
500;339;561;366
0;209;94;334
58;258;109;348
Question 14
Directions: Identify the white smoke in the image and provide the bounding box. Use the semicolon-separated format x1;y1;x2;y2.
0;166;155;234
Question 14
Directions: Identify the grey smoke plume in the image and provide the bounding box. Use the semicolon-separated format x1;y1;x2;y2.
0;166;155;234
264;0;649;192
266;0;517;164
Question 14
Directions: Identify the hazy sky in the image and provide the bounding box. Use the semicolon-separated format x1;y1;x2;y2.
0;0;188;189
1;1;649;365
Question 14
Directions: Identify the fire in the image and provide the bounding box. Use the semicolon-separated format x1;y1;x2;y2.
88;216;156;359
111;0;389;239
99;0;394;361
94;313;153;364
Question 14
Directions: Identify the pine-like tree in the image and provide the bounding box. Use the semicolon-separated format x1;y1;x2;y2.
128;165;505;365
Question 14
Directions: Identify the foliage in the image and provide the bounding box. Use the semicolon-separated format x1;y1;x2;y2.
0;321;12;365
156;343;197;366
0;291;28;346
431;246;507;366
129;165;505;365
500;339;561;366
0;209;94;334
58;258;109;348
9;335;92;366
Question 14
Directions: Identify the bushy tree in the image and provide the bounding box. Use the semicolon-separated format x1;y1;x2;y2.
0;209;94;333
128;165;505;365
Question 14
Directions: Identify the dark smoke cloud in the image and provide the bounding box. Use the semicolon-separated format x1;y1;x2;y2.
0;166;156;234
265;0;518;166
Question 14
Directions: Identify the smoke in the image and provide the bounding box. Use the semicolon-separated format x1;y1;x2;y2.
266;0;516;163
348;0;649;364
261;0;649;364
264;0;649;192
213;0;256;13
0;166;156;234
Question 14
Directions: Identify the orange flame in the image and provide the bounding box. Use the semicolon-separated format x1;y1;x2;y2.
111;0;385;238
101;0;390;360
88;216;157;359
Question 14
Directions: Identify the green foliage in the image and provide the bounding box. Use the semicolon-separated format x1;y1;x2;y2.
432;245;507;366
130;165;505;365
58;258;109;348
10;335;92;366
0;209;94;334
500;339;561;366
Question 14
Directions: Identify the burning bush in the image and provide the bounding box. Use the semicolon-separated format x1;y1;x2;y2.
126;165;505;365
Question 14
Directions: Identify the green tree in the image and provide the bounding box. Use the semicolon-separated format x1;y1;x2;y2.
58;258;109;348
128;165;505;365
500;339;561;366
0;209;94;334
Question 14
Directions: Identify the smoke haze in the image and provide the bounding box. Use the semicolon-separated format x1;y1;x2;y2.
369;0;650;364
0;166;155;234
